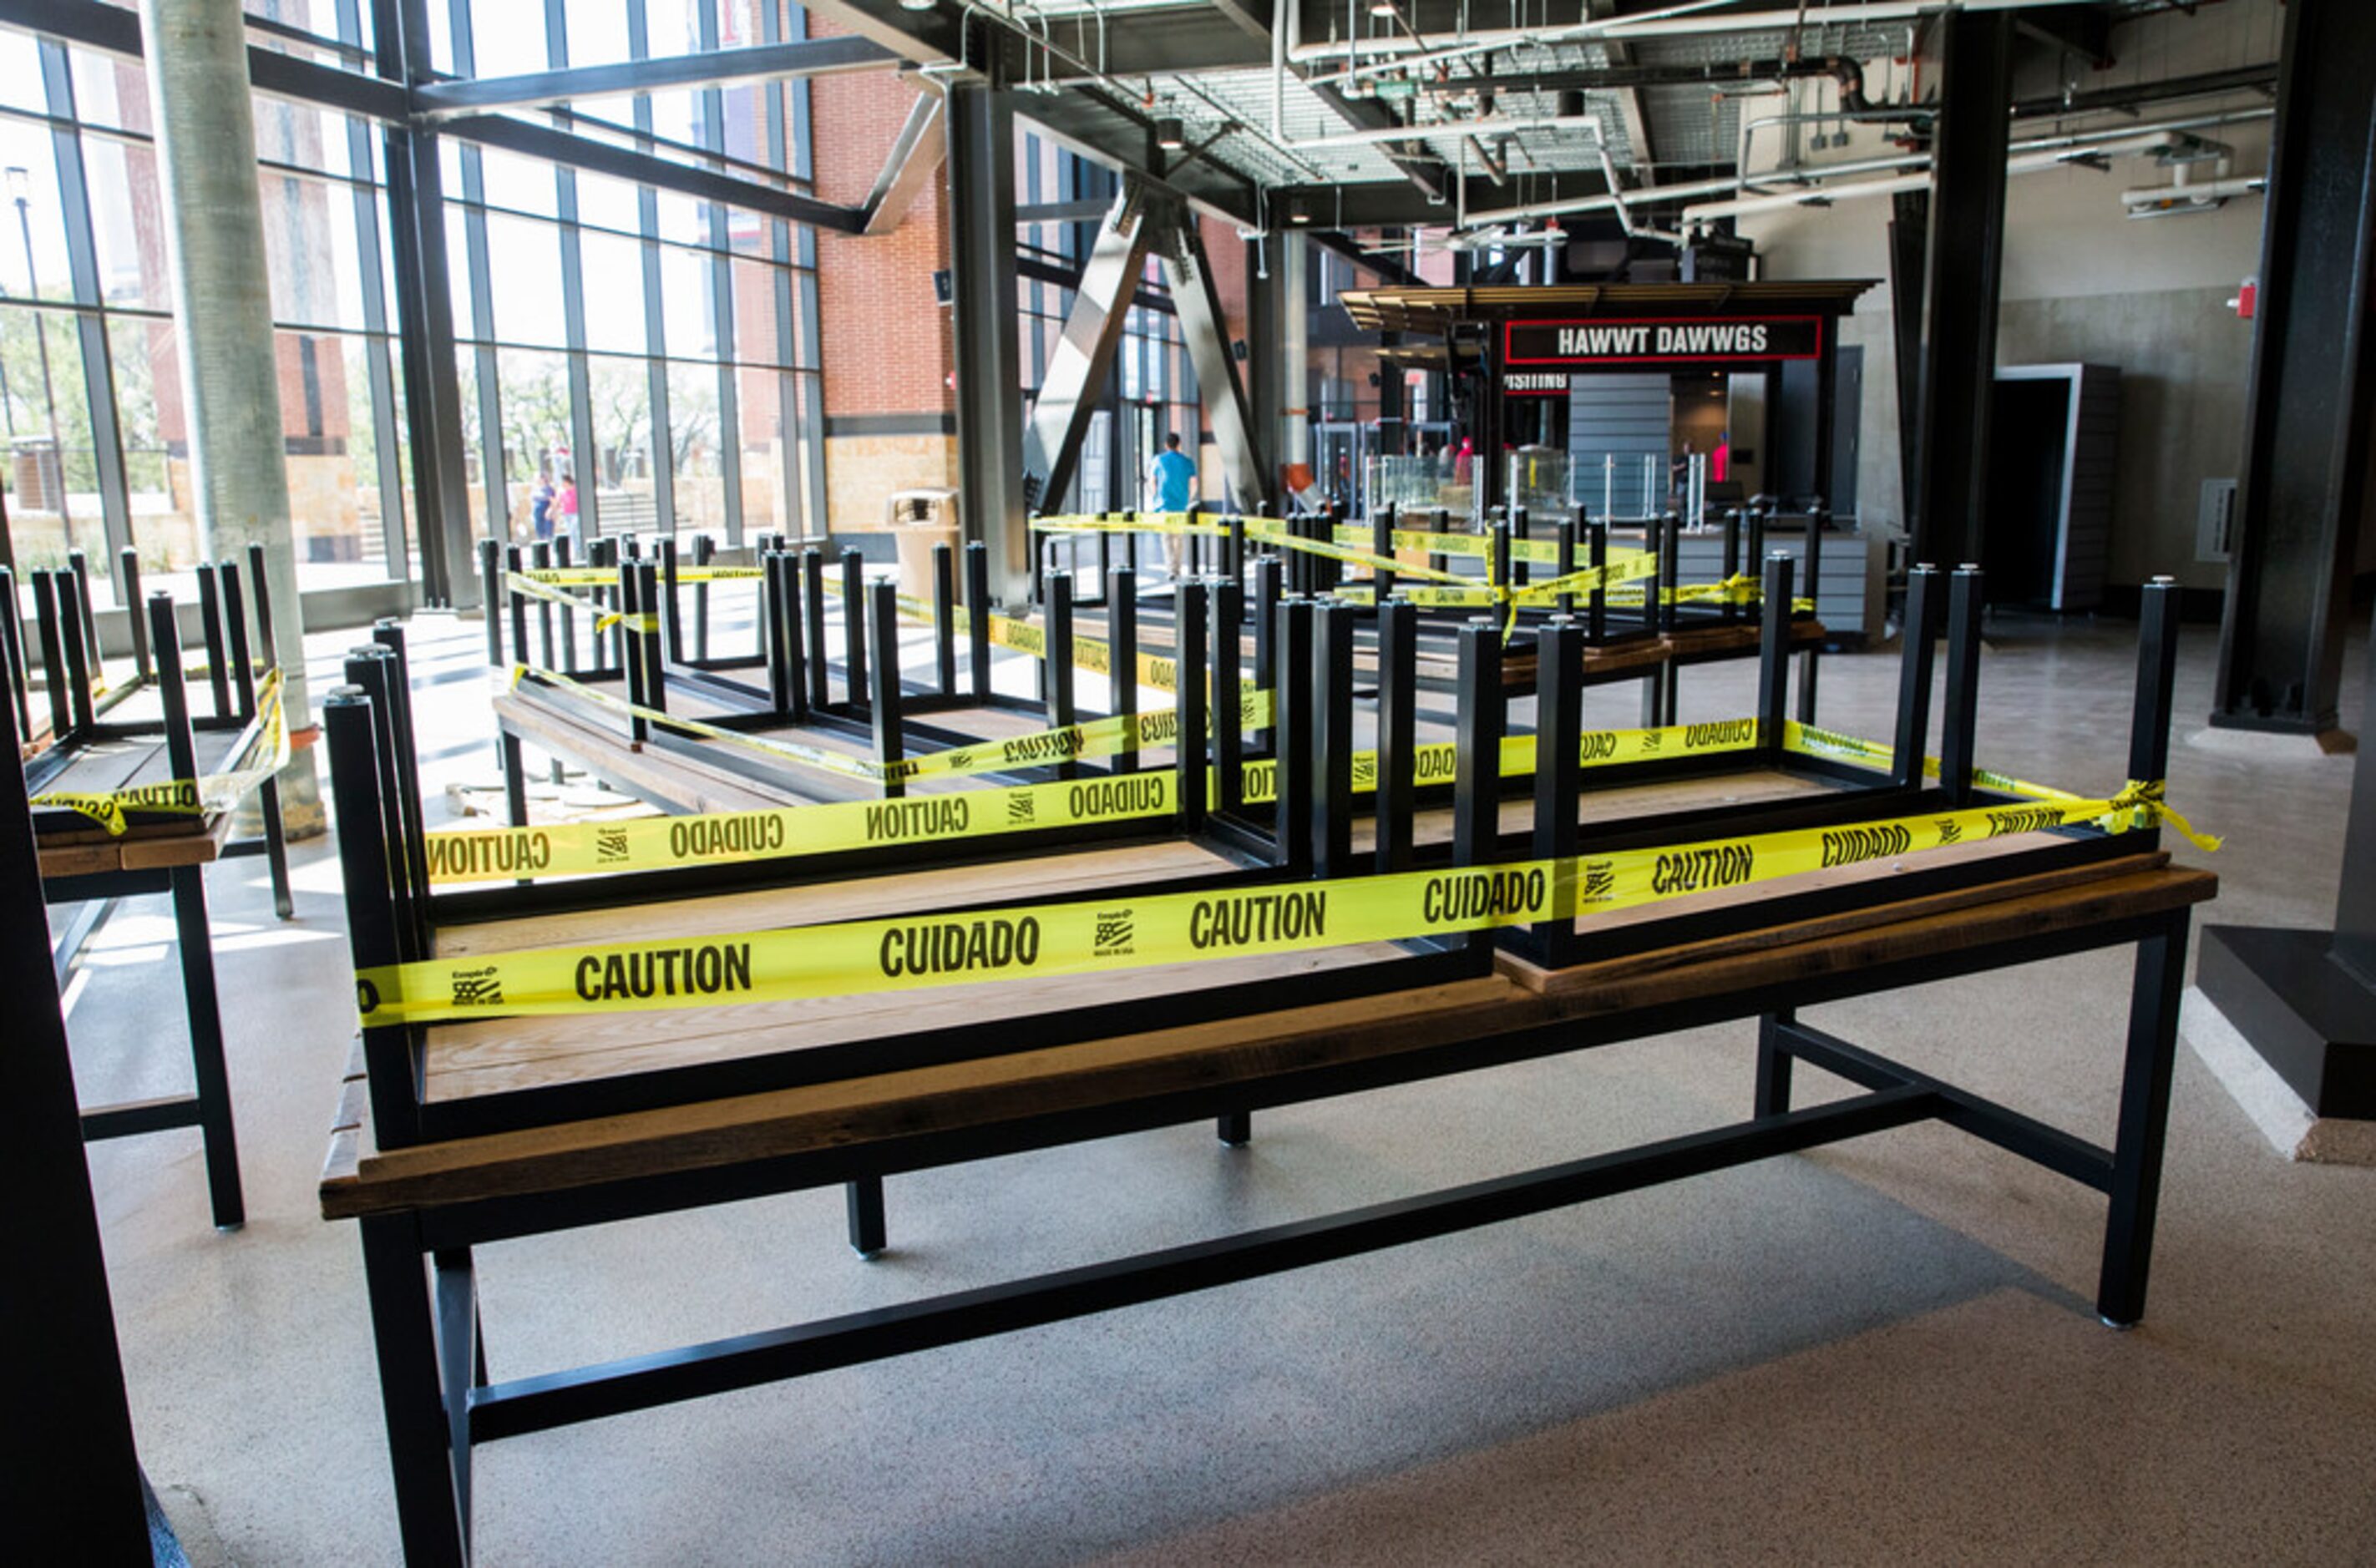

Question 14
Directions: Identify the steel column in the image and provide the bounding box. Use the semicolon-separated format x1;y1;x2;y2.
1023;185;1157;515
1160;217;1268;513
1907;13;2012;572
373;0;475;608
2210;0;2376;736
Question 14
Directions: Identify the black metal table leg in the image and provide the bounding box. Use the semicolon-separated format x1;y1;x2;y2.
171;863;244;1230
361;1215;470;1566
432;1247;480;1542
2096;908;2191;1328
847;1173;888;1259
1754;1009;1796;1118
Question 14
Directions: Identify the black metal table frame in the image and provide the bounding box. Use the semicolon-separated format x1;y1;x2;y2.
27;585;291;1232
347;873;2196;1566
330;596;1491;1152
342;568;2181;1151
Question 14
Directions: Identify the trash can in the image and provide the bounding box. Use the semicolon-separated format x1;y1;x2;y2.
886;488;961;599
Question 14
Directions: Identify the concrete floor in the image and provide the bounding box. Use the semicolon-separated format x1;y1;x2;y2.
59;592;2376;1564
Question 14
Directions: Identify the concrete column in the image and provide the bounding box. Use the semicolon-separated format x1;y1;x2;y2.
946;77;1027;604
138;0;322;822
1278;230;1311;478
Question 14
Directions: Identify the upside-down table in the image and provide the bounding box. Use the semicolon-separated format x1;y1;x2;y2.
322;847;2211;1565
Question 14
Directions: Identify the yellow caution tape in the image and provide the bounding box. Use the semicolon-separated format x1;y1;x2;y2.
1779;722;2220;852
892;594;1254;696
33;670;291;836
1320;521;1578;565
513;665;1272;787
425;711;1760;884
356;780;2207;1024
505;572;658;635
1234;714;1767;806
424;689;2214;888
1031;511;1236;539
515;564;771;587
423;771;1183;885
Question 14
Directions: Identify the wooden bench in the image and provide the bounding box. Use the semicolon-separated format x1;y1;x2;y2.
322;855;2213;1565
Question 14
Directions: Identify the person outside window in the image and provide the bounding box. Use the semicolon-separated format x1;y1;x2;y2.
529;468;555;544
555;473;580;549
1147;431;1196;575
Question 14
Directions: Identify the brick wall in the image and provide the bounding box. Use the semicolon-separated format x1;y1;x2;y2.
808;13;954;424
804;14;959;531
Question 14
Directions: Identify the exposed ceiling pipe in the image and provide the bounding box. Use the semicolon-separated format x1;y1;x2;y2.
1673;114;2274;225
1287;110;1603;150
1466;134;1507;185
1411;56;1843;98
1302;0;1743;89
1297;0;2102;81
2122;174;2267;210
1463;107;2275;230
1598;140;1688;246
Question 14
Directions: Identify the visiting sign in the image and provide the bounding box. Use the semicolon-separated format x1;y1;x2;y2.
1503;316;1823;368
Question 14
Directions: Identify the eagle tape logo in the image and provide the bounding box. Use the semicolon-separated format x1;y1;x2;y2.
1093;908;1136;958
450;965;505;1009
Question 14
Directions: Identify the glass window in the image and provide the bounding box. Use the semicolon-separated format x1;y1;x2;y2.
81;137;170;312
0;303;97;570
423;0;458;76
68;50;146;133
579;228;647;356
0;33;46;115
646;0;704;58
107;314;173;543
646;90;703;153
251;94;342;175
443;210;482;341
483;213;569;347
660;244;717;358
568;1;634;68
0;123;73;299
585;353;653;522
468;0;547;73
736;362;788;537
278;328;382;579
496;348;572;504
722;83;773;171
653;190;704;248
727;256;779;366
663;361;720;533
452;343;501;537
573;165;641;237
261;167;368;331
475;145;560;220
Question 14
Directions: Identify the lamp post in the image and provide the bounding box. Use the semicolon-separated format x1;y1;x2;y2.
7;165;64;545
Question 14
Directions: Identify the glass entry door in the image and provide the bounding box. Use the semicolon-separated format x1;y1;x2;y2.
1314;420;1368;513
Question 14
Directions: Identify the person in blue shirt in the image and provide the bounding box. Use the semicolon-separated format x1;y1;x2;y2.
1147;432;1197;574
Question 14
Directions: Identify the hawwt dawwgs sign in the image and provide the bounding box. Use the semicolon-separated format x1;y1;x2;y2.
1504;316;1823;368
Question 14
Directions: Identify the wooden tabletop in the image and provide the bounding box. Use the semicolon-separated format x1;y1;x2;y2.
37;810;231;878
322;854;2214;1221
